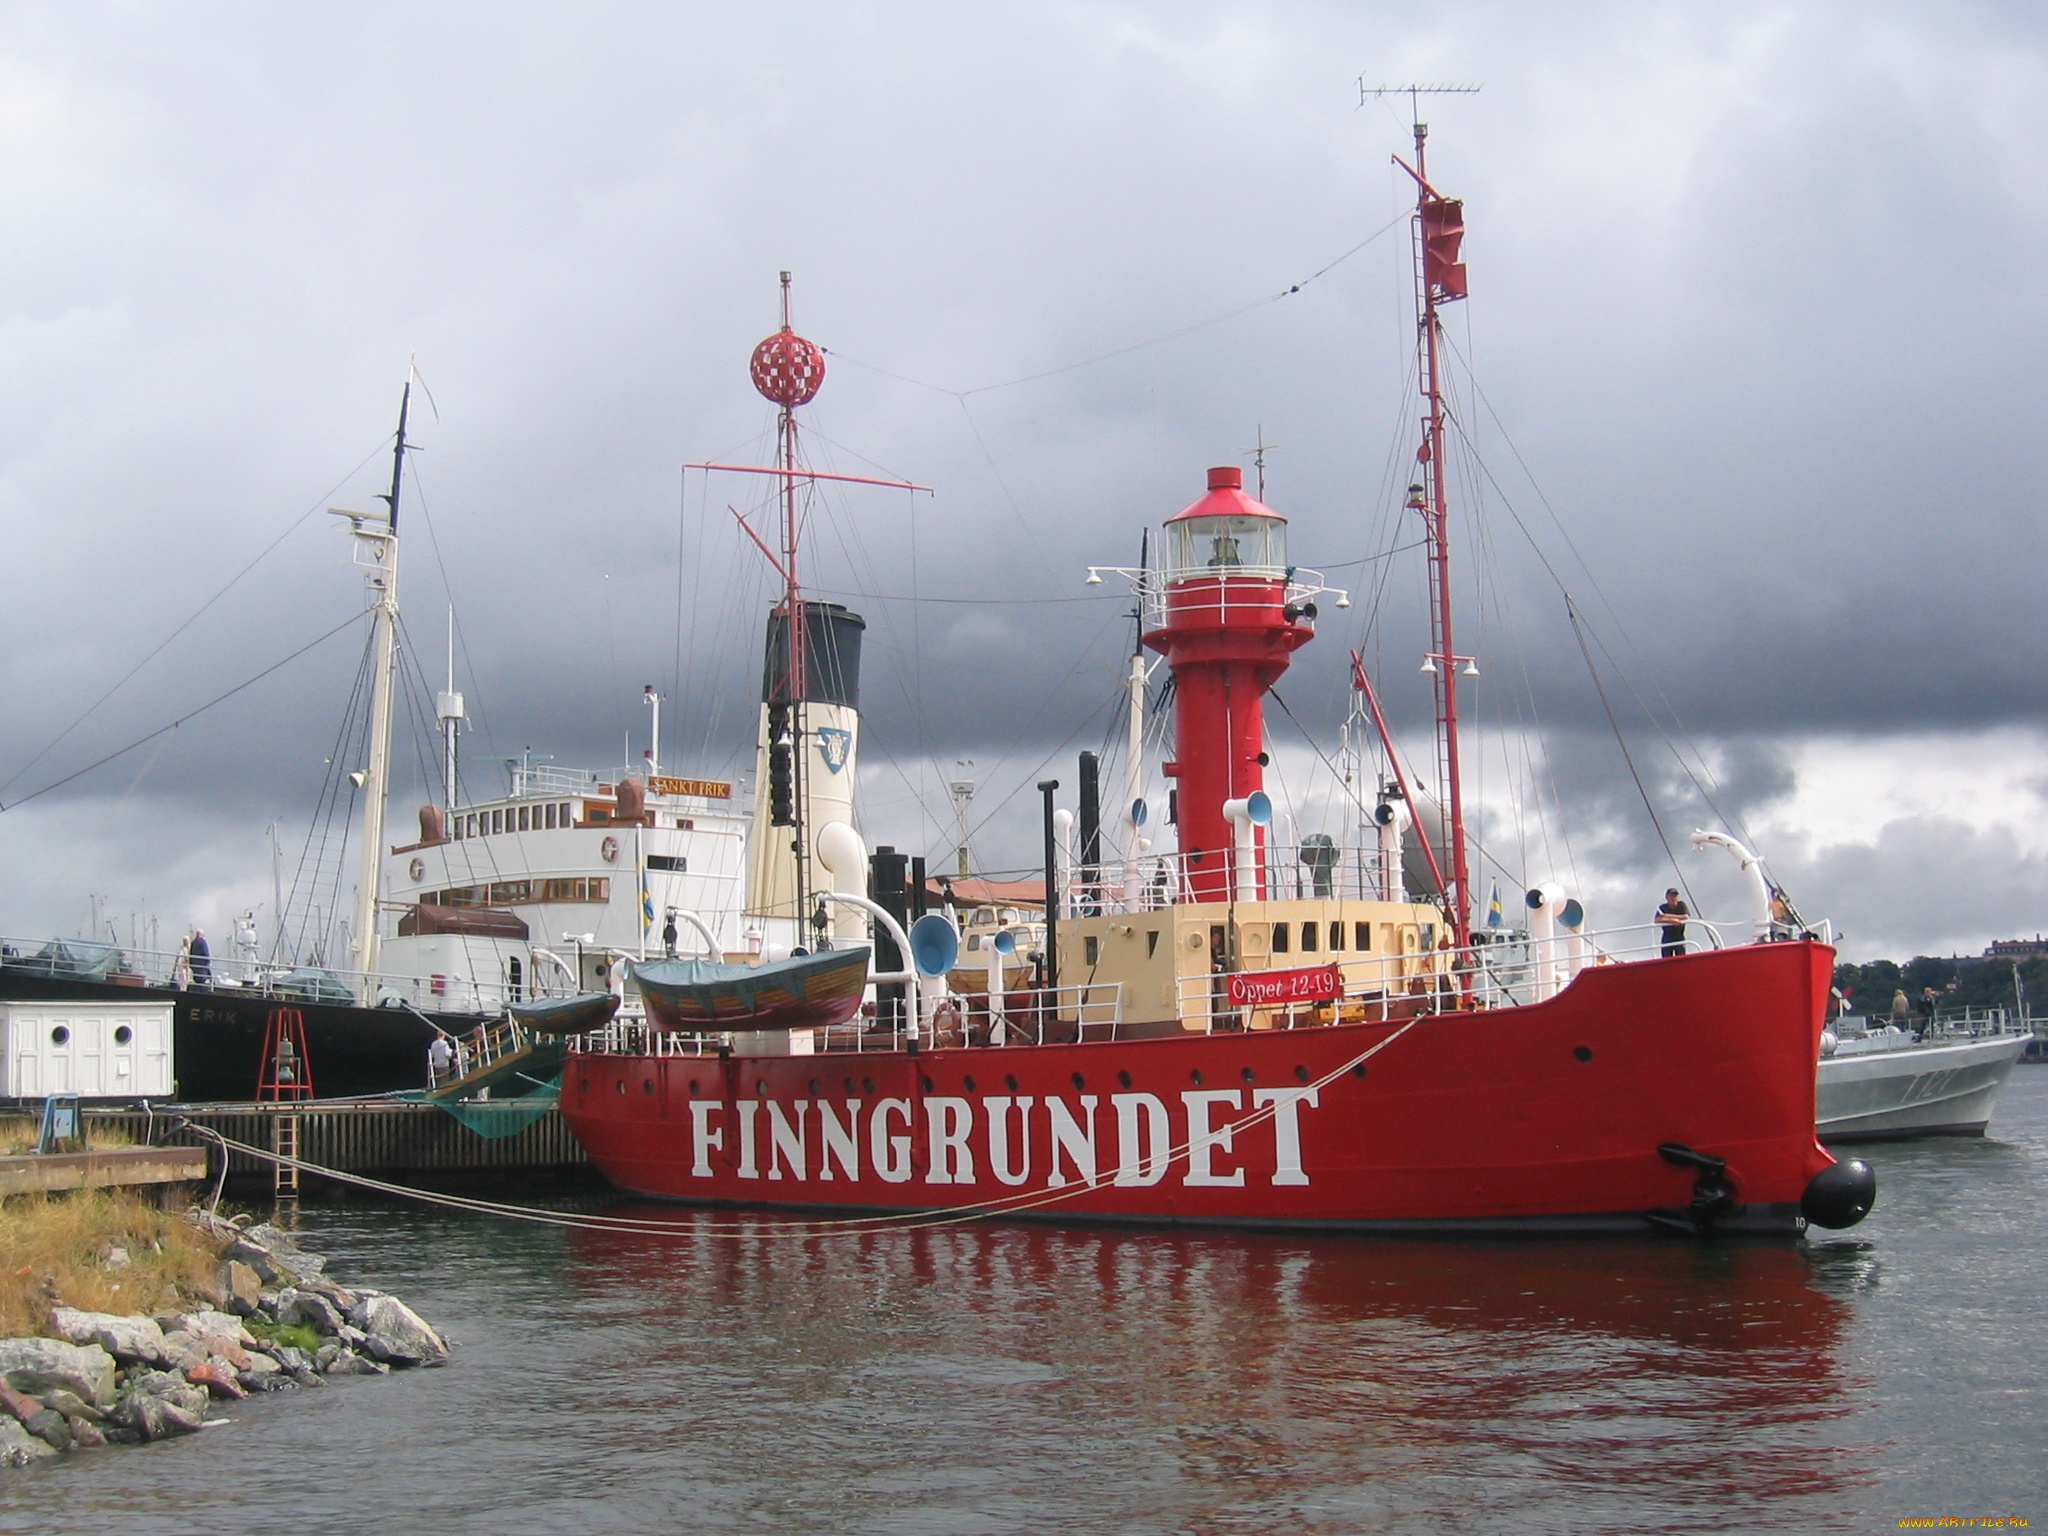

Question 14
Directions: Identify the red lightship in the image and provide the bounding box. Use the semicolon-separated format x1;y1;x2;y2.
560;129;1874;1239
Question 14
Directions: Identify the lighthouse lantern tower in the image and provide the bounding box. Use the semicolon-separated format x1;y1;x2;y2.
1143;466;1315;904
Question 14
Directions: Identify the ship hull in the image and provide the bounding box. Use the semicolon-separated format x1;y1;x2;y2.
1817;1031;2028;1141
0;969;480;1102
563;941;1840;1236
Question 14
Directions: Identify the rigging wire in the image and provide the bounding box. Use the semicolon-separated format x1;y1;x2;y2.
1566;598;1694;904
1;612;369;814
0;438;395;797
826;212;1409;402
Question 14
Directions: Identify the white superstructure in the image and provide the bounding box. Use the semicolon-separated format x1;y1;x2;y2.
380;765;748;1005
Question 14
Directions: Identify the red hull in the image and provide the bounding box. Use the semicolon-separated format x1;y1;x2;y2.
562;942;1840;1235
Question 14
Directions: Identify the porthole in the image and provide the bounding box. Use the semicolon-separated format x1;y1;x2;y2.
1240;1067;1256;1084
1190;1069;1204;1087
579;1078;589;1095
809;1079;821;1096
921;1076;935;1094
113;1026;133;1046
615;1080;626;1095
1573;1046;1594;1063
1117;1070;1133;1090
1004;1074;1020;1093
963;1075;977;1094
1071;1072;1086;1092
861;1077;875;1095
756;1080;768;1096
1351;1063;1368;1079
689;1080;701;1096
1294;1064;1310;1084
50;1026;69;1046
844;1077;857;1095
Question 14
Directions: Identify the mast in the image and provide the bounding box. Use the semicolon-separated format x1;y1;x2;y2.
348;378;411;991
1397;116;1475;951
437;606;465;813
773;273;812;928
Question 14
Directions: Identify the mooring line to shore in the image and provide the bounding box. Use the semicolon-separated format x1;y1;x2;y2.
172;1020;1423;1240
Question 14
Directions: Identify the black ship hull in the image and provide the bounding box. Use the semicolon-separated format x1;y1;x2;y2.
0;969;489;1102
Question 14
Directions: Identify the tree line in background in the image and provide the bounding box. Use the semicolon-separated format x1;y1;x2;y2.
1832;954;2044;1019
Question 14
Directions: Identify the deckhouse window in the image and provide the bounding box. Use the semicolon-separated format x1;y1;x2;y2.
1356;922;1372;952
1330;922;1345;950
1271;923;1290;955
1300;922;1318;953
517;806;529;832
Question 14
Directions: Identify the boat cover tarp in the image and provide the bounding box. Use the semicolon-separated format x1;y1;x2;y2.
13;940;127;981
431;1072;560;1139
270;968;356;1005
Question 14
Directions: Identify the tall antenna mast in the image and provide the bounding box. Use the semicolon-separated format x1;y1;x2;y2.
1376;81;1479;953
336;377;412;992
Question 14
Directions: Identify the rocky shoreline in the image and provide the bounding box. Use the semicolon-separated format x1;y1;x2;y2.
0;1211;448;1469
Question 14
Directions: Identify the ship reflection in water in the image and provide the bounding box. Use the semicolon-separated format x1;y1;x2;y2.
569;1216;1864;1532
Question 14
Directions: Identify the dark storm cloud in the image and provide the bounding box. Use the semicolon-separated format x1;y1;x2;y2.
3;1;2045;950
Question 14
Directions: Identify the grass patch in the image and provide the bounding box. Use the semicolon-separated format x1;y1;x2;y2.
0;1190;226;1338
244;1318;319;1353
0;1114;135;1155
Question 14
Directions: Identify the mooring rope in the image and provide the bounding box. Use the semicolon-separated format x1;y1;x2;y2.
173;1020;1422;1241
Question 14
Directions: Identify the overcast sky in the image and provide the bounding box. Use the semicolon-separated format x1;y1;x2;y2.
1;1;2044;962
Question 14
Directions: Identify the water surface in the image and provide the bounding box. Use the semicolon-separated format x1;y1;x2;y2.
5;1074;2044;1533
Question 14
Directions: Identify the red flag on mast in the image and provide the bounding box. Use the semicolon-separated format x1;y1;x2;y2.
1421;198;1468;302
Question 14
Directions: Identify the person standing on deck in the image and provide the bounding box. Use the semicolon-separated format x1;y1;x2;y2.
1655;890;1689;958
427;1032;453;1087
188;928;211;986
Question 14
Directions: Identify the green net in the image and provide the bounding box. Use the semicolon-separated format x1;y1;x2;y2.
432;1074;561;1139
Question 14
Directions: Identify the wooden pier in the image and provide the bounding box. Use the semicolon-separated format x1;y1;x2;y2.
0;1145;207;1202
80;1102;589;1187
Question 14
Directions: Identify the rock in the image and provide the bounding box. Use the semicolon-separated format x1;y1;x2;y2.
0;1418;58;1466
347;1295;449;1367
239;1351;280;1377
219;1260;264;1317
47;1309;170;1367
337;1324;369;1350
243;1225;327;1284
102;1425;142;1445
24;1408;70;1452
237;1372;296;1393
162;1330;252;1371
40;1389;102;1423
124;1371;209;1417
286;1368;325;1389
276;1290;346;1336
186;1361;247;1400
165;1310;256;1349
0;1338;118;1409
314;1342;388;1377
111;1391;203;1442
67;1415;107;1449
267;1345;313;1374
0;1382;39;1424
103;1245;130;1269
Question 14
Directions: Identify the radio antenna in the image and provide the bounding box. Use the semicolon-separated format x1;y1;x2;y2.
1359;80;1481;132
